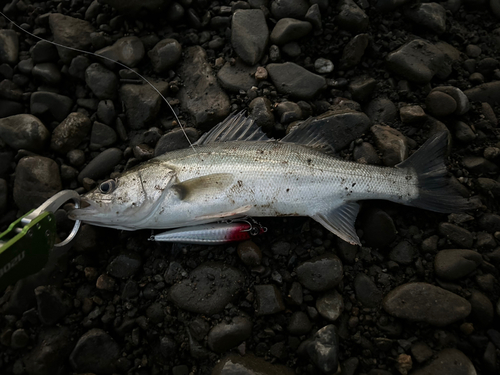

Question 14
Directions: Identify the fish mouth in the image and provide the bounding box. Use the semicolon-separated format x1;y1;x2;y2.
68;198;102;221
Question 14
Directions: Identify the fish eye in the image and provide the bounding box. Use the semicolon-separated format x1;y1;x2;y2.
99;179;117;194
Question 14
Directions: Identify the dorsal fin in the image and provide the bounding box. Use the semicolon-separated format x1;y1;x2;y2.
281;117;336;152
194;111;270;146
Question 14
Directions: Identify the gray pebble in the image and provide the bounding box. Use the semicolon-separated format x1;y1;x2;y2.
361;208;397;248
276;101;302;124
479;213;500;232
30;91;73;121
287;281;303;306
288;311;312;335
67;149;86;167
0;30;19;65
353;142;380;165
107;252;142;278
96;36;145;68
51;112;91;154
154;127;198;156
314;58;334;74
305;4;322;30
411;342;433;363
404;2;447;34
434;249;482;280
387;39;445;83
14;156;62;213
10;329;29;349
169;263;244;315
316;289;344;321
432;86;470;115
281;42;301;57
60;165;78;180
425;91;457;117
336;0;369;32
383;282;471;326
271;0;309;19
217;60;257;93
389;240;416;265
399;105;426;124
90;121;117;150
354;273;383;307
270;18;312;45
78;148;123;183
49;13;95;63
85;63;118;100
69;55;91;80
35;285;69;325
237;240;262;266
231;9;269;65
0;114;50;152
0;79;23;101
249;97;274;132
296;253;343;292
438;222;474;248
468;289;494;327
365;98;397;125
411;348;476;375
32;63;62;85
254;284;285;315
97;100;116;125
267;62;326;99
69;329;120;374
207;316;252;352
348;76;377;102
340;33;370;69
212;354;294;374
371;124;408;166
462;156;498;174
452;121;476;143
148;38;182;73
304;325;340;375
464;81;500;105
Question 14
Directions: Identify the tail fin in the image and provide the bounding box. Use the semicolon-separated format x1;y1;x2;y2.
396;132;474;213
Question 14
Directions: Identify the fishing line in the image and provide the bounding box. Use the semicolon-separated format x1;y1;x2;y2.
0;10;198;154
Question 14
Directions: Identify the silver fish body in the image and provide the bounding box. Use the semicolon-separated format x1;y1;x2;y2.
70;113;472;245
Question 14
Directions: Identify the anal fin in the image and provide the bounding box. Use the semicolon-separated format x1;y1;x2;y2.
312;202;361;245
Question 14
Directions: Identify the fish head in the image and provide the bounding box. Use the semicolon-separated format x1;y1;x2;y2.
69;165;176;230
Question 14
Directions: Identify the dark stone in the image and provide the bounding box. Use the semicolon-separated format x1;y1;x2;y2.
438;223;474;248
362;208;397;248
304;325;340;375
148;38;182;73
371;124;408;166
78;148;123;183
85;63;118;100
154;127;199;156
231;9;269;65
404;2;447;34
90;122;117;150
364;98;397;125
270;18;312;45
468;289;494;327
169;262;244;315
316;289;344;321
270;0;309;19
0;30;19;65
35;285;69;325
212;353;294;375
254;284;285;315
287;311;312;335
96;36;145;68
0;114;50;152
348;76;377;102
426;91;457;117
296;253;343;291
411;348;476;375
51;112;91;154
354;273;383;307
465;81;500;105
217;60;258;93
107;252;142;278
249;97;275;132
30;91;73;121
207;316;252;353
32;63;62;85
237;240;262;266
341;33;370;69
49;14;95;63
267;62;326;99
336;0;369;32
389;240;416;265
434;249;483;280
383;282;471;326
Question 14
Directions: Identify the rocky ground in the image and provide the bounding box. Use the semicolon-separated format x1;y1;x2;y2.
0;0;500;374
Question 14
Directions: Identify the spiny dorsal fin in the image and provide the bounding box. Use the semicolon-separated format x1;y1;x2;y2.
281;117;336;152
194;111;270;146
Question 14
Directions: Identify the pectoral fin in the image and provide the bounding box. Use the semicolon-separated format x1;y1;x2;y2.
172;173;234;201
312;202;361;245
195;205;252;220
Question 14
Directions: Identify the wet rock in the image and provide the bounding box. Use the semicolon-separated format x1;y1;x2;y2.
0;30;19;65
30;91;73;121
425;91;457;117
468;289;494;327
270;18;312;45
69;55;91;80
400;105;426;124
314;58;334;74
35;285;69;325
77;148;123;183
336;0;369;32
51;112;91;154
432;86;470;115
452;121;476;143
0;114;50;152
25;327;73;375
14;156;62;213
237;240;262;266
267;62;326;99
383;282;471;326
49;13;95;63
107;252;142;278
96;36;145;68
249;97;274;132
390;240;416;265
371;124;408;166
169;263;244;315
148;38;181;73
100;0;169;13
288;311;312;335
270;0;309;19
354;142;381;165
405;2;447;34
254;284;285;315
362;208;397;248
90;122;117;150
276;101;302;124
354;273;383;307
97;100;116;125
32;63;62;85
439;222;474;248
434;249;483;280
231;9;268;65
120;81;169;129
282;42;301;57
217;60;257;93
464;81;500;105
0;79;23;101
287;281;303;306
207;316;252;353
178;46;230;128
212;353;294;375
11;328;29;349
387;39;446;83
340;33;370;69
69;328;120;374
96;274;116;291
296;253;343;292
462;156;498;174
305;4;322;30
411;348;476;375
479;213;500;232
85;63;118;100
304;325;340;375
154;127;198;156
316;289;344;321
411;342;433;363
348;76;377;102
365;98;397;125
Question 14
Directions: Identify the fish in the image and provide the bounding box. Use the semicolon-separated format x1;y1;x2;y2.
69;112;473;245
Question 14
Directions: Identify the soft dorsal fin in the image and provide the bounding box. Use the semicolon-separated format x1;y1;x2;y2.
194;111;270;146
281;117;336;152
